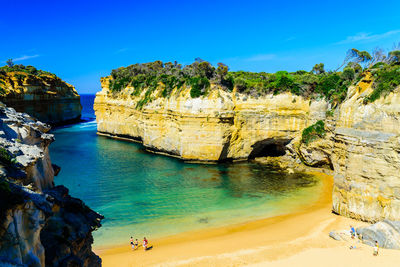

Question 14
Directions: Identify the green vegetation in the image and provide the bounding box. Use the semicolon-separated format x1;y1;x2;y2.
364;64;400;103
301;120;326;144
108;60;219;101
0;64;56;77
105;45;400;108
0;63;70;96
0;148;18;165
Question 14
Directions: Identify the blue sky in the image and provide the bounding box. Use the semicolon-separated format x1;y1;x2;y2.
1;0;400;93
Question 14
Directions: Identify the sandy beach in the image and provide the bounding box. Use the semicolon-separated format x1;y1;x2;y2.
97;172;400;266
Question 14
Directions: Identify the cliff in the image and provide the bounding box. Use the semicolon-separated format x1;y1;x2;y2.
94;60;400;224
0;66;82;125
331;74;400;222
0;103;102;267
95;78;328;161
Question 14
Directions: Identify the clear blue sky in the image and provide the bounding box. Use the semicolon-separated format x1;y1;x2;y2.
1;0;400;93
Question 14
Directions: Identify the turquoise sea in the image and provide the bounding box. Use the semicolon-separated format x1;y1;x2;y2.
49;95;323;248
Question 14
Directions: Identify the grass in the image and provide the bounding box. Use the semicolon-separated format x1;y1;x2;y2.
301;120;326;144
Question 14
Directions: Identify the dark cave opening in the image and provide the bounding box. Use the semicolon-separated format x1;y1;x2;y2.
248;139;291;159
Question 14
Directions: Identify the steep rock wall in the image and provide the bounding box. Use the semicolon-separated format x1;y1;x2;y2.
331;79;400;222
94;79;328;161
0;104;102;267
0;72;82;125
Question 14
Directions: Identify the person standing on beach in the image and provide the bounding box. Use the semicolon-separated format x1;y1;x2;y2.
130;236;135;250
373;241;379;256
143;237;148;250
135;239;139;249
350;225;356;239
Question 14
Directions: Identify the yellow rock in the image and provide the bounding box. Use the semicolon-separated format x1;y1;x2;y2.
94;80;328;161
0;71;82;124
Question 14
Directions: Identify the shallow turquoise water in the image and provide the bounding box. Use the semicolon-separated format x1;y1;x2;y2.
49;95;322;248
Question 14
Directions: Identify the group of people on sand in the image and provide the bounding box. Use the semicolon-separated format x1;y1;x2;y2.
130;236;150;251
349;225;379;256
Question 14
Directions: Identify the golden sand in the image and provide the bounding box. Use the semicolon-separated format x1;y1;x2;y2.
97;172;400;266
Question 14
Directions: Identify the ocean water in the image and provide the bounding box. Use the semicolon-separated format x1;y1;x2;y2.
49;95;323;248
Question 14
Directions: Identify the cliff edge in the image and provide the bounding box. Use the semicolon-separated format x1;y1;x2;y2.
0;64;82;125
0;103;102;267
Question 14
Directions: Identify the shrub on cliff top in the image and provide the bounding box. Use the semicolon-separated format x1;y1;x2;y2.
108;46;400;107
301;120;326;144
107;60;361;105
0;64;56;77
365;64;400;103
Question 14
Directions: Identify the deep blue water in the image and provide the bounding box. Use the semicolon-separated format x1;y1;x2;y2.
49;95;322;247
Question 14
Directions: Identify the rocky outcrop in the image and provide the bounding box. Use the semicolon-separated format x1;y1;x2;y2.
0;71;82;125
0;104;102;267
331;78;400;222
357;220;400;249
94;78;328;161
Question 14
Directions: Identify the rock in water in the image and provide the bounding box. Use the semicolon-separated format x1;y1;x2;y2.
357;220;400;249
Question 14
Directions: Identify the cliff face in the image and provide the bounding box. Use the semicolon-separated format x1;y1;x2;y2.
331;77;400;222
0;104;102;267
94;74;400;223
0;71;82;125
94;78;328;161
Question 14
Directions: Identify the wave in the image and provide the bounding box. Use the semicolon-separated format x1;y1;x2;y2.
53;119;97;133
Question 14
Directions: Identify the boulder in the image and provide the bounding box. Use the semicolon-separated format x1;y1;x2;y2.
329;231;342;241
357;220;400;249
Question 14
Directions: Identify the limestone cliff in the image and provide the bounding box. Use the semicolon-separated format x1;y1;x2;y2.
0;104;102;267
94;78;328;161
331;75;400;222
0;69;82;125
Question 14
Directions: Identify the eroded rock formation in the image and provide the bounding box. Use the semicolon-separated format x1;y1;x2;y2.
0;71;82;125
0;103;102;267
94;78;328;161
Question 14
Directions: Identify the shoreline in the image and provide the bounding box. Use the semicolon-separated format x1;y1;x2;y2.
93;170;326;251
96;169;400;266
96;172;340;265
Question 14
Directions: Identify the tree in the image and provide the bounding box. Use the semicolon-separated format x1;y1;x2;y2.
336;48;372;71
388;50;400;64
194;57;205;63
370;47;387;66
216;62;228;77
312;63;325;74
6;59;14;67
349;48;372;68
341;67;355;81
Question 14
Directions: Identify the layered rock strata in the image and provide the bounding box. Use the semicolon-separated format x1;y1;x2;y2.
0;103;102;267
331;80;400;222
94;79;328;161
0;71;82;125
